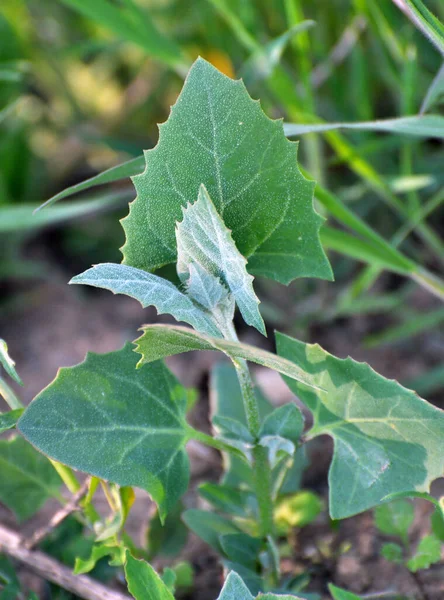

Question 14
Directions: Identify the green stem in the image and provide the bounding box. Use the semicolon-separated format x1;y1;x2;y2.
49;460;81;494
232;358;261;437
191;427;248;456
0;377;24;410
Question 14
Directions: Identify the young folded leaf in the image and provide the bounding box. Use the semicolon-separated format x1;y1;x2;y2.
122;58;332;285
176;185;265;335
134;324;324;391
70;263;222;337
276;332;444;519
18;344;192;521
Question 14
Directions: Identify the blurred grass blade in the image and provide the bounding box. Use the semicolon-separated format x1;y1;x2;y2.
420;61;444;113
392;0;444;55
321;227;412;274
241;21;315;85
284;114;444;138
60;0;186;68
37;156;144;211
0;99;19;125
365;307;444;348
1;192;126;233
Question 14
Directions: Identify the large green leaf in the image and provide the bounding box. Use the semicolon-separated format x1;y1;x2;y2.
134;324;324;391
124;551;174;600
176;184;265;334
18;344;192;520
122;58;332;285
0;436;62;521
276;332;444;519
70;263;222;337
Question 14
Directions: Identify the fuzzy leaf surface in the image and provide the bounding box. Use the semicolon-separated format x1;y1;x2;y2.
0;436;62;521
70;263;221;336
176;185;264;333
0;339;22;384
135;325;323;391
276;332;444;519
217;571;254;600
18;344;191;520
122;58;331;285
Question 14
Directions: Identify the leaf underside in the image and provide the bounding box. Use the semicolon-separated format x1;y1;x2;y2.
18;344;191;520
276;332;444;519
122;57;332;285
134;324;324;391
70;263;221;337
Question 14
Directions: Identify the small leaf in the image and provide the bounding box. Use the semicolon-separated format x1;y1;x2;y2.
0;339;22;385
74;542;124;575
407;535;442;572
380;542;404;564
220;533;261;569
0;436;62;521
124;550;175;600
70;263;222;337
18;344;192;521
135;325;324;391
374;500;414;544
176;184;265;334
274;491;323;535
147;502;188;559
198;483;254;518
276;332;444;519
182;509;241;554
0;409;23;433
259;436;295;469
328;584;362;600
259;404;304;444
217;571;254;600
213;416;254;443
122;58;332;285
431;506;444;542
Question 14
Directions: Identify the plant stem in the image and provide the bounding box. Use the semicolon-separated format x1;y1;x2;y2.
0;377;24;410
223;324;274;538
49;460;81;494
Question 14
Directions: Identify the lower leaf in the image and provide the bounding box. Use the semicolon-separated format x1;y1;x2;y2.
18;344;192;521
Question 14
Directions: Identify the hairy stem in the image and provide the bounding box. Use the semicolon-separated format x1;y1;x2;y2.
0;377;23;410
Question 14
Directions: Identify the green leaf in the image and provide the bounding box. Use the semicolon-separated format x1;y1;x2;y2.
0;436;62;521
18;344;192;521
0;193;125;234
259;404;304;444
176;184;265;335
124;551;174;600
60;0;185;68
0;409;23;433
70;263;222;337
276;332;444;519
0;339;22;385
394;0;444;55
374;500;414;544
0;555;20;600
328;584;362;600
198;483;253;518
122;58;332;285
74;542;124;575
134;325;324;392
37;156;145;211
420;61;444;113
380;542;404;564
217;571;254;600
147;502;188;559
284;115;444;139
431;506;444;542
182;509;241;554
220;533;261;569
407;535;442;572
274;491;323;535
